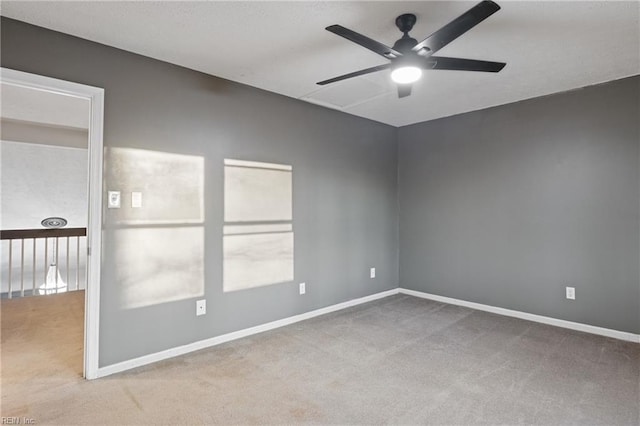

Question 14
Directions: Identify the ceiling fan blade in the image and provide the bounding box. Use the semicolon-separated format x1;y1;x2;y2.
398;84;412;98
425;56;506;72
412;0;501;56
317;63;391;85
326;25;402;59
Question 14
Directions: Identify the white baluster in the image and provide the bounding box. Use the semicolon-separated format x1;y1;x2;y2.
20;239;25;297
8;240;12;299
76;236;80;291
66;237;70;290
32;238;37;296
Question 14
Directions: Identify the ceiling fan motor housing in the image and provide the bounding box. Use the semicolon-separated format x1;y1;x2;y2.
392;36;418;53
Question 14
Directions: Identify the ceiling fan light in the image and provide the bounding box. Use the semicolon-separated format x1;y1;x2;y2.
391;66;422;84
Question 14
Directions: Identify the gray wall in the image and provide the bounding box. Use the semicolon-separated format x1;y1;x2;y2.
1;18;399;366
399;76;640;334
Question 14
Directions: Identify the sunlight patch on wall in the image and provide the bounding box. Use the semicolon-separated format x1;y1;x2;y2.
106;147;204;224
105;148;205;309
224;159;292;222
113;226;204;309
223;159;293;292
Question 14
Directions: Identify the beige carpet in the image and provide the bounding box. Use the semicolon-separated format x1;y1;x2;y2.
1;290;84;377
1;291;84;419
1;294;638;424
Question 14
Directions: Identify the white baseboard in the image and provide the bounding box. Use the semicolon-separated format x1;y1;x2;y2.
399;288;640;343
96;288;400;378
97;285;638;378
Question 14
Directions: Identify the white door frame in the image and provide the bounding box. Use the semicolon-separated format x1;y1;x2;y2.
1;67;104;379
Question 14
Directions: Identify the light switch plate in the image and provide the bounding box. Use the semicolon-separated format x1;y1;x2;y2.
370;268;376;278
108;191;121;209
131;192;142;208
299;282;306;295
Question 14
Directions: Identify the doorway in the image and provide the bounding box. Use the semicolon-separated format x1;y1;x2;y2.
0;68;103;379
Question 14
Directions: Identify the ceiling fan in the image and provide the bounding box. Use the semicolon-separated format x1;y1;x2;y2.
317;0;506;98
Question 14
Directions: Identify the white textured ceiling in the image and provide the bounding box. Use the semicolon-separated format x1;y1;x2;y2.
2;1;638;127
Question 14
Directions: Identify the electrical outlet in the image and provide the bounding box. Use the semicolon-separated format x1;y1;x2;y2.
370;267;376;279
196;299;206;316
566;287;575;300
299;282;306;295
